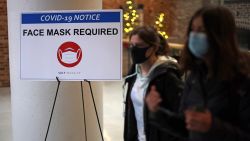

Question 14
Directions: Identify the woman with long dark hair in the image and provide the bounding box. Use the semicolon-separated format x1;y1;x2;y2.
146;6;250;141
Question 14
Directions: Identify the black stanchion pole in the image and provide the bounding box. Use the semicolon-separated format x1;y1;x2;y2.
45;77;61;141
80;81;88;141
85;80;104;141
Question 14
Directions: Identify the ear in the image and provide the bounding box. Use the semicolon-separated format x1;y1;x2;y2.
145;46;158;57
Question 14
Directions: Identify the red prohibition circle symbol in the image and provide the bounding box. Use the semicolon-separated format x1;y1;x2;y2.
57;41;82;68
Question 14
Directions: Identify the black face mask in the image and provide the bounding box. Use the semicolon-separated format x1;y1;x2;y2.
130;45;151;64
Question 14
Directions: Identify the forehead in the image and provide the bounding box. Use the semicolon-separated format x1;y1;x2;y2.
130;34;144;43
191;16;205;32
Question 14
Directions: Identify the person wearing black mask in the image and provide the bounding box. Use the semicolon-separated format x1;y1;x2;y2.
146;6;250;141
123;25;183;141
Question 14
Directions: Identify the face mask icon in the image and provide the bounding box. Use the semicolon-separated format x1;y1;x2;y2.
62;50;77;63
59;48;81;64
57;41;82;68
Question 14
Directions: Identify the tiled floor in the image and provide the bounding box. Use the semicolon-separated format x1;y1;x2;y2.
0;81;124;141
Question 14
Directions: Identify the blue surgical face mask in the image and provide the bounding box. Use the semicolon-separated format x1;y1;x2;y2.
188;31;209;58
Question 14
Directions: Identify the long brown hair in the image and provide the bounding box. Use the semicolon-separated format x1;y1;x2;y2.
180;6;240;80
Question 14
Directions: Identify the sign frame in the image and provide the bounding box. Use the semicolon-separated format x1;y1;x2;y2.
20;9;123;81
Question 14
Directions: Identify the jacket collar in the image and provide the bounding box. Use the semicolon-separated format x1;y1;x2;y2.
124;56;180;83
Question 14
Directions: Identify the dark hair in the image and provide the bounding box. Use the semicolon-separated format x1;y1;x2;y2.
129;25;168;56
157;33;169;55
180;6;240;80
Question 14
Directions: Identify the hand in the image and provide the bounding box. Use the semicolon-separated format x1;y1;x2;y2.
145;85;162;112
184;109;212;132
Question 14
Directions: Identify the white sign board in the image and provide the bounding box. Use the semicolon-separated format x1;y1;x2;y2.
21;10;122;81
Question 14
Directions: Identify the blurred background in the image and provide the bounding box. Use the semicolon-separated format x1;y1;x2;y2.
0;0;249;141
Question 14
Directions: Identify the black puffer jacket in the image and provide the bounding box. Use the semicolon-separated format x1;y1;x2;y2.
150;67;250;141
179;70;250;141
123;61;184;141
